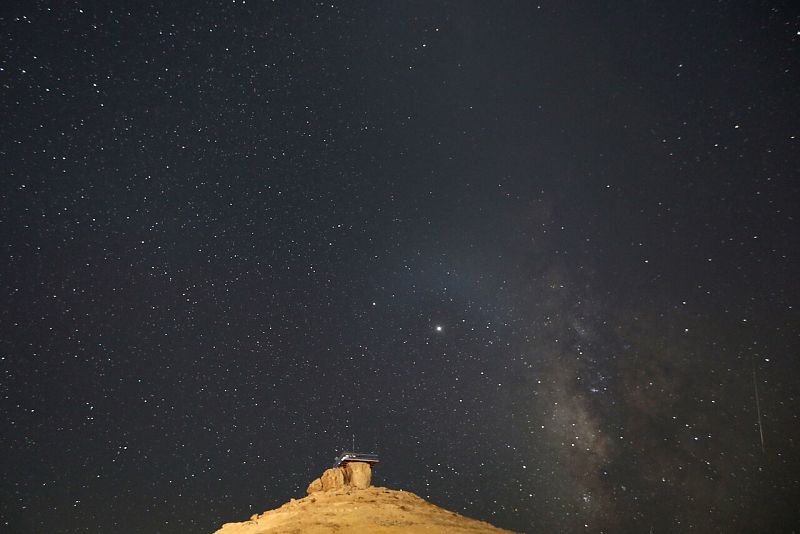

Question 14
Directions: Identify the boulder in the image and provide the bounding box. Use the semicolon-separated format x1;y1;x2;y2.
344;462;372;489
320;467;345;491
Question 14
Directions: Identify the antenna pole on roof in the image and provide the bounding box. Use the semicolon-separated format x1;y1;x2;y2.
352;434;355;451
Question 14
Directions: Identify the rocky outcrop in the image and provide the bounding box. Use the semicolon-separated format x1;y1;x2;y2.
321;466;345;490
344;461;371;489
306;477;323;494
307;462;373;494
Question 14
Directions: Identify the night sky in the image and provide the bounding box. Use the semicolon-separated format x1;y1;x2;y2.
2;2;799;533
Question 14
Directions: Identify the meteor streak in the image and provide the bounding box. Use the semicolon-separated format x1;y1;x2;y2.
752;359;765;454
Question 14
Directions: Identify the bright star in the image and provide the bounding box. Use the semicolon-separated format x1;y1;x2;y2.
435;325;443;332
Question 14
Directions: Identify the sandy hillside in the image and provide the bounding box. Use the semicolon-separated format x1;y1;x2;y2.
213;485;516;534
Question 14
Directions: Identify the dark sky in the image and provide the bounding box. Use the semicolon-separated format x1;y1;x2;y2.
1;2;799;533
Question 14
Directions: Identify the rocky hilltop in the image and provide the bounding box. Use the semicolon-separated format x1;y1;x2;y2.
214;462;515;533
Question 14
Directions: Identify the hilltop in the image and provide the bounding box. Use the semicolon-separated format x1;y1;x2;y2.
214;462;515;533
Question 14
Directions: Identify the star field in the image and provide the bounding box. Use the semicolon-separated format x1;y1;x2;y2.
1;2;799;533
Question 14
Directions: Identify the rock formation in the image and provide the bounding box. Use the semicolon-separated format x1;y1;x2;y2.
215;461;516;533
308;462;372;494
343;461;371;489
